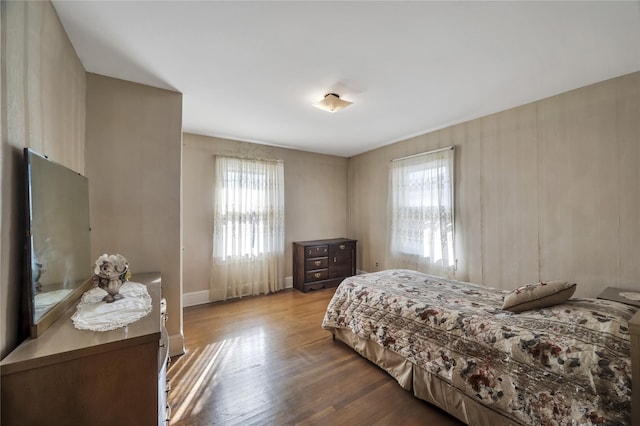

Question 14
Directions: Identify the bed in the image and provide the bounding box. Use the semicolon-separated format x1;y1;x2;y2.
321;269;640;426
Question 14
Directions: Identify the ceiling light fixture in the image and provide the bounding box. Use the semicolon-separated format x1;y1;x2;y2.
314;93;353;113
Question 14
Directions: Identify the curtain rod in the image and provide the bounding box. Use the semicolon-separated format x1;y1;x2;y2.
215;154;283;164
391;145;454;162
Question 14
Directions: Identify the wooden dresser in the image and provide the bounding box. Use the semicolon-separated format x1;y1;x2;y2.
293;238;357;292
0;273;169;426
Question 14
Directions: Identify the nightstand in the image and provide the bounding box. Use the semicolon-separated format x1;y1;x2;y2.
597;287;640;308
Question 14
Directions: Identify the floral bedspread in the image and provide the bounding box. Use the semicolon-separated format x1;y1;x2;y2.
321;269;636;426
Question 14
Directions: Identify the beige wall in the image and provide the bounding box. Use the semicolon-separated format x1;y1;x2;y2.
1;1;86;357
350;72;640;298
85;74;184;355
182;133;349;297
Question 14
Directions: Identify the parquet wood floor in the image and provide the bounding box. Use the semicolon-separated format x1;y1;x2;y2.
168;287;464;426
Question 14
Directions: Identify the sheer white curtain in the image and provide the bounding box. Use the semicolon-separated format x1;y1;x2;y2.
388;147;455;276
210;156;285;301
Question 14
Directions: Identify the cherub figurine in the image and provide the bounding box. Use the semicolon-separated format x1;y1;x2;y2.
93;254;129;303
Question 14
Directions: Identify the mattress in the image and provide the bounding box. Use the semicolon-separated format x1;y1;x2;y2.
322;269;636;425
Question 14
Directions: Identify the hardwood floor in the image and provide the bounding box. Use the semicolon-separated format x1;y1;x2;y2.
168;288;464;426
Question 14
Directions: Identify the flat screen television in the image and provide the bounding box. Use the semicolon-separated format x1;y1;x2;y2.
24;148;93;338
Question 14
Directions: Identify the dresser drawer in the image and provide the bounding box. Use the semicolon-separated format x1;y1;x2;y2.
305;257;328;271
329;241;355;254
306;269;329;282
306;245;328;258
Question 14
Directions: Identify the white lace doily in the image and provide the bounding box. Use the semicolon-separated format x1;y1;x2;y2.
71;281;152;331
619;291;640;301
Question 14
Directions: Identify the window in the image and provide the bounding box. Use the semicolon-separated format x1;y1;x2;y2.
211;156;285;300
217;167;270;260
389;147;455;273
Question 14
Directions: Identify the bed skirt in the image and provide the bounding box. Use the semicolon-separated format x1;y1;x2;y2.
330;328;516;426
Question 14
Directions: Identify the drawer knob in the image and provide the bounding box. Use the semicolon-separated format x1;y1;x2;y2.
314;260;321;266
314;272;321;279
339;244;346;250
334;257;337;263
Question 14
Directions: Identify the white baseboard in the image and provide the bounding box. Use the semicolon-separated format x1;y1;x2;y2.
169;333;185;357
183;277;294;308
183;290;211;307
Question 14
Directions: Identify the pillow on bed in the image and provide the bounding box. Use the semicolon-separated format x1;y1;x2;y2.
502;281;577;313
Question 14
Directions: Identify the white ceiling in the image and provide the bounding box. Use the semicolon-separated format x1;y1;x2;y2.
52;1;640;158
